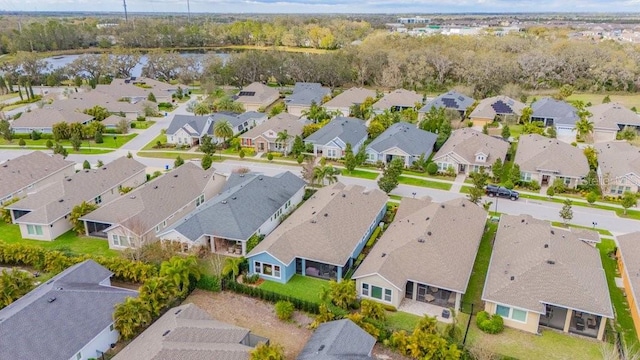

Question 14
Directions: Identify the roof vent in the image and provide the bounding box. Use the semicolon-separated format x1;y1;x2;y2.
324;213;328;217
129;195;136;199
259;177;263;180
418;238;425;243
311;219;317;223
84;169;89;173
102;167;107;170
425;217;430;221
56;287;63;291
222;200;227;204
510;276;515;281
174;174;178;178
521;219;525;223
440;204;445;208
58;199;64;203
162;330;171;336
462;203;465;207
154;185;158;189
427;231;432;236
47;297;57;303
66;178;72;181
175;309;182;315
550;230;554;235
342;194;346;198
1;164;7;167
544;244;549;248
312;211;316;215
547;260;556;265
381;253;386;257
232;196;237;200
318;345;325;352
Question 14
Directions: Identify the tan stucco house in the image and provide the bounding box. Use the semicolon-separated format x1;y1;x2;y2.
240;113;304;154
590;103;640;143
468;96;525;126
235;82;280;112
595;141;640;196
432;128;509;175
616;232;640;342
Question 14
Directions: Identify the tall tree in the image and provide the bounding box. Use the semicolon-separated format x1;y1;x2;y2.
159;256;201;294
343;143;357;172
198;134;216;155
276;130;292;156
69;201;99;234
113;297;152;341
621;191;637;215
467;167;489;205
491;158;504;182
559;198;573;225
214;120;234;145
377;158;404;193
0;119;12;142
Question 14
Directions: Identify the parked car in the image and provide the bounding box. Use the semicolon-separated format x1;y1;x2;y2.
486;184;519;200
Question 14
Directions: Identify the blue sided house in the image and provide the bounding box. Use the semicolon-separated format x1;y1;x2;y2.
246;183;388;284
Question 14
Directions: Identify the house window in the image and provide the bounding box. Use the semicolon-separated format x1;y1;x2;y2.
371;285;383;300
326;149;337;158
273;265;281;278
155;225;160;233
112;234;120;246
254;261;281;279
367;153;376;162
76;352;82;360
384;289;392;302
362;283;369;296
163;220;167;228
27;225;43;236
95;195;102;204
118;235;129;247
496;304;527;322
496;305;510;318
512;309;527;322
110;324;115;331
196;194;205;207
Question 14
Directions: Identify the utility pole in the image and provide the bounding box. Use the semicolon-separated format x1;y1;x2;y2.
187;0;191;23
123;0;128;22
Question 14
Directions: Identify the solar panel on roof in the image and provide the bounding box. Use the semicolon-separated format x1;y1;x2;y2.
491;100;513;115
238;91;256;97
442;97;458;108
457;96;465;101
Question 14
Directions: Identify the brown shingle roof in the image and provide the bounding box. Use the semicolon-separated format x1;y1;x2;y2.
323;88;377;109
616;232;640;322
11;108;93;128
433;128;509;166
248;183;388;266
595;141;640;181
353;197;487;293
482;214;613;317
589;102;640;130
469;96;525;120
372;89;423;110
235;82;279;106
240;113;303;141
0;151;74;199
515;134;589;178
45;91;145;114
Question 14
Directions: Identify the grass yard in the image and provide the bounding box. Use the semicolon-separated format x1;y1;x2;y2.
402;169;455;181
597;239;638;347
0;222;118;258
567;93;640;110
341;169;379;180
385;311;422;332
131;120;156;130
137;151;207;161
0;93;18;102
142;133;168;150
462;222;497;313
258;274;328;304
389;194;403;201
0;133;137;149
398;175;452;191
549;221;614;236
518;193;640;220
460;185;473;194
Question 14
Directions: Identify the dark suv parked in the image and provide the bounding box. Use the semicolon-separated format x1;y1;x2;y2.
485;184;519;200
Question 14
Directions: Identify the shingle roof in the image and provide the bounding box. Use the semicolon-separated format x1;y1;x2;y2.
433;128;509;166
80;163;216;235
353;197;486;293
248;183;388;266
11;108;94;128
595;141;640;183
469;96;525;120
366;122;437;157
113;303;255;360
616;232;640;323
304;117;367;147
102;114;128;126
372;89;423;110
8;157;146;224
95;82;150;98
0;151;74;200
531;98;579;126
323;88;377;109
589;102;640;130
285;83;331;107
162;172;305;242
0;260;137;360
482;214;613;317
45;91;145;113
515;134;589;178
166;115;212;136
420;91;475;113
241;113;303;140
235;82;279;106
297;319;376;360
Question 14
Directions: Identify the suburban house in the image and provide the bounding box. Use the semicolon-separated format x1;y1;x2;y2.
247;183;388;284
0;260;137;360
590;102;640;143
240;113;304;154
113;303;267;360
530;98;579;139
10;108;94;134
99;77;184;103
515;134;589;188
353;197;486;315
304;117;367;159
234;82;280;112
158;172;306;256
372;89;423;113
0;151;75;205
365;122;437;167
323;87;377;116
468;96;525;126
432;128;509;175
419;90;475;119
595;141;640;195
166;112;267;146
482;214;613;340
6;157;146;241
102;114;130;129
615;232;640;340
285;82;331;117
46;90;146;118
80;163;225;250
297;319;376;360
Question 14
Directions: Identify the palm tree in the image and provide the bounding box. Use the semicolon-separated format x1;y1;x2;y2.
575;117;594;142
275;130;292;156
250;342;285;360
69;201;98;235
138;277;178;317
160;256;201;294
312;164;341;186
214;120;233;147
222;256;245;280
193;102;211;116
113;297;152;340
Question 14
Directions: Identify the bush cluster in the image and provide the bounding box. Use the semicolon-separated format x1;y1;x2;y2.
274;300;295;321
223;279;320;314
476;311;504;334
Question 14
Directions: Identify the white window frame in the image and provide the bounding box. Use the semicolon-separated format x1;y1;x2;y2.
362;283;369;296
112;234;120;246
254;261;281;279
496;304;527;323
384;288;392;302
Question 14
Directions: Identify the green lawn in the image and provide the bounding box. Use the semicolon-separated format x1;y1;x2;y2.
460;185;473;194
598;239;638;347
0;146;113;155
0;133;137;149
258;274;328;304
398;175;452;191
462;222;497;313
0;222;118;258
386;311;422;332
0;93;18;102
567;93;640;110
549;222;613;236
137;151;207;161
389;194;403;201
131;120;156;130
519;193;640;220
402;170;455;181
142;133;168;150
341;169;379;180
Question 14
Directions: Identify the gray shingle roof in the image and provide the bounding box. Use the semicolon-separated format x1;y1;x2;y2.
366;122;436;157
241;113;303;140
420;91;475;113
616;232;640;323
11;108;94;128
0;151;74;200
0;260;137;360
323;88;376;109
433;128;509;166
285;83;331;107
482;214;613;317
162;172;305;242
530;98;579;126
297;319;375;360
248;183;388;266
515;134;589;178
589;102;640;130
8;157;146;224
80;163;216;235
113;303;255;360
372;89;423;110
304;117;367;147
353;197;487;293
166;115;212;136
595;141;640;182
469;96;525;120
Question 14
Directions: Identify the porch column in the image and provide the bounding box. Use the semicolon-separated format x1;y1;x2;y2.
336;267;342;283
301;259;306;276
412;282;417;301
241;241;246;256
597;317;607;341
83;221;89;237
211;237;217;253
454;292;461;312
563;309;573;333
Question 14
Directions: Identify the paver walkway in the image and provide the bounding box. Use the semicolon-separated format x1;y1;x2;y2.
450;173;467;193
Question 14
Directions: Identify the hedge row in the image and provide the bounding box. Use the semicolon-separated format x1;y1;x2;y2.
223;279;320;314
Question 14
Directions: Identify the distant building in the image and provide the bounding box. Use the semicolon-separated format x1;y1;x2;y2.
397;16;430;24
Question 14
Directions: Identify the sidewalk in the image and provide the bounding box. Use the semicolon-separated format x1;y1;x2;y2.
449;174;466;193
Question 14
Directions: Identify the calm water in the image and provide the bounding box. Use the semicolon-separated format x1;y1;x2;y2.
42;52;230;77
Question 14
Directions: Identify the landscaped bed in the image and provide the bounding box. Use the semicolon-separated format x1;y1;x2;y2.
398;175;453;191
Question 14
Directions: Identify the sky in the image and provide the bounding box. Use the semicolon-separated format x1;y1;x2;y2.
2;0;640;14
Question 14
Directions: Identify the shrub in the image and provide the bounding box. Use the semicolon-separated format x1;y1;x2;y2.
267;153;274;161
503;179;514;190
274;300;295;321
239;149;245;159
546;186;555;197
130;122;137;129
45;139;53;149
476;311;504;334
242;273;260;284
18;138;26;146
587;191;598;205
30;130;41;140
196;274;221;292
136;116;146;121
528;180;541;191
297;154;304;164
426;162;438;175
